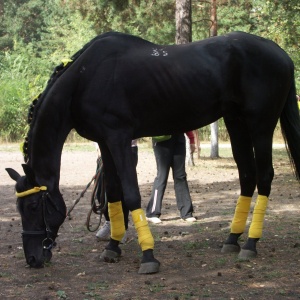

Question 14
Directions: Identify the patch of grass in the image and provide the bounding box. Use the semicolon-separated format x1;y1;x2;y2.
86;281;109;291
43;256;54;264
57;290;67;299
70;226;86;233
15;251;25;259
216;257;227;266
221;209;233;216
183;240;207;250
147;282;165;293
0;272;10;278
83;282;109;299
263;270;282;279
202;288;211;298
72;238;84;243
273;148;289;160
84;293;104;300
67;251;84;257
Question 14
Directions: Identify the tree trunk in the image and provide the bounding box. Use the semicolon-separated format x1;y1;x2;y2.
209;0;219;158
210;0;217;37
176;0;193;165
175;0;192;44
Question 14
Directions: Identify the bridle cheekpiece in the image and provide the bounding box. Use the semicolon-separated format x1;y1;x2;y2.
16;185;57;251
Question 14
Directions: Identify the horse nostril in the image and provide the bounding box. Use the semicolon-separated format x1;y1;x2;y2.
27;256;35;266
44;250;53;263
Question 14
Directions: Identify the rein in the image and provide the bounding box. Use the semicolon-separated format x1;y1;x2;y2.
67;157;107;232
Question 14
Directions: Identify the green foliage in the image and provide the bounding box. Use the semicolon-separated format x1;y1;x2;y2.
251;0;300;90
0;52;30;141
218;0;254;34
91;0;176;44
0;0;299;141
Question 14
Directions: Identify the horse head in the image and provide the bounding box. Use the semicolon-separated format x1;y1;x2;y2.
6;164;66;268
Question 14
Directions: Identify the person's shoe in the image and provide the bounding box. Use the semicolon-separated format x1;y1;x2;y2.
146;217;162;224
96;221;111;240
183;217;197;222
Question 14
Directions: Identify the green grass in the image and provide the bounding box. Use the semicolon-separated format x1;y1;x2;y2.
0;272;11;278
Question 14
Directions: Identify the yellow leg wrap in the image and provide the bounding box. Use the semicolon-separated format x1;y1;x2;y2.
108;201;125;241
132;208;154;251
231;195;252;234
248;195;268;238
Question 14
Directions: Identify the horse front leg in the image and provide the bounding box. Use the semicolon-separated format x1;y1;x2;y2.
97;143;124;262
131;208;160;274
101;139;160;273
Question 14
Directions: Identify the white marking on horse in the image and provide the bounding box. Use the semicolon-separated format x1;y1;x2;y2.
151;48;168;57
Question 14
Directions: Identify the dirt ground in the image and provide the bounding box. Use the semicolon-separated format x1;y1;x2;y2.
1;142;300;300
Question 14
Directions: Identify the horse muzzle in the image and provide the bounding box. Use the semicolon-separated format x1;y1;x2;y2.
22;232;56;268
25;247;54;268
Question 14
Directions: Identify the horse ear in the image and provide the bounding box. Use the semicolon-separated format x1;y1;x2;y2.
5;168;21;182
21;164;37;185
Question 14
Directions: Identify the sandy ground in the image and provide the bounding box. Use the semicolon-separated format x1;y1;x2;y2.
1;142;300;300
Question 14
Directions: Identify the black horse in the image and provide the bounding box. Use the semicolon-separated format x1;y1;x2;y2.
6;31;300;273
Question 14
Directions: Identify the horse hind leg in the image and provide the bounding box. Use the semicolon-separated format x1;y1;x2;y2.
221;195;252;254
238;195;269;260
100;201;125;263
97;143;125;263
221;117;256;254
238;135;274;260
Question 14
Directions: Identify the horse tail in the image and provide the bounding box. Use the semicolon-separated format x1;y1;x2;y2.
280;78;300;181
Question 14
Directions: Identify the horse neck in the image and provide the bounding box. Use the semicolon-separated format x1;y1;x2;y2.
28;100;73;190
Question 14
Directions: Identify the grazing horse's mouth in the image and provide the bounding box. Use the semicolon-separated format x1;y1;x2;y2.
24;238;56;268
22;227;58;268
26;254;50;268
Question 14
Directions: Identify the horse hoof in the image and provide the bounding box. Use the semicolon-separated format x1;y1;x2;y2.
100;249;120;263
221;244;240;254
138;262;160;274
238;249;257;260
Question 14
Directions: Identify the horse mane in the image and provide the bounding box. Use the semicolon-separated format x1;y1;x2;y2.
23;33;112;163
23;31;151;162
23;63;71;162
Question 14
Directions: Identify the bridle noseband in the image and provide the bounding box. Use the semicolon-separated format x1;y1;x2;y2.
16;186;61;251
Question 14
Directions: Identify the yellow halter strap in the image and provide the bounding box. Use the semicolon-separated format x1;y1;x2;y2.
16;186;47;198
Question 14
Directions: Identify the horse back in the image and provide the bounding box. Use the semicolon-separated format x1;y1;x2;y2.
64;32;294;138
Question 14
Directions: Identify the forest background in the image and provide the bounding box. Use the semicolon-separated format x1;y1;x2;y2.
0;0;299;142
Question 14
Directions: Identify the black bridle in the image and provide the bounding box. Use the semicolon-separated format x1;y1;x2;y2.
21;192;62;251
